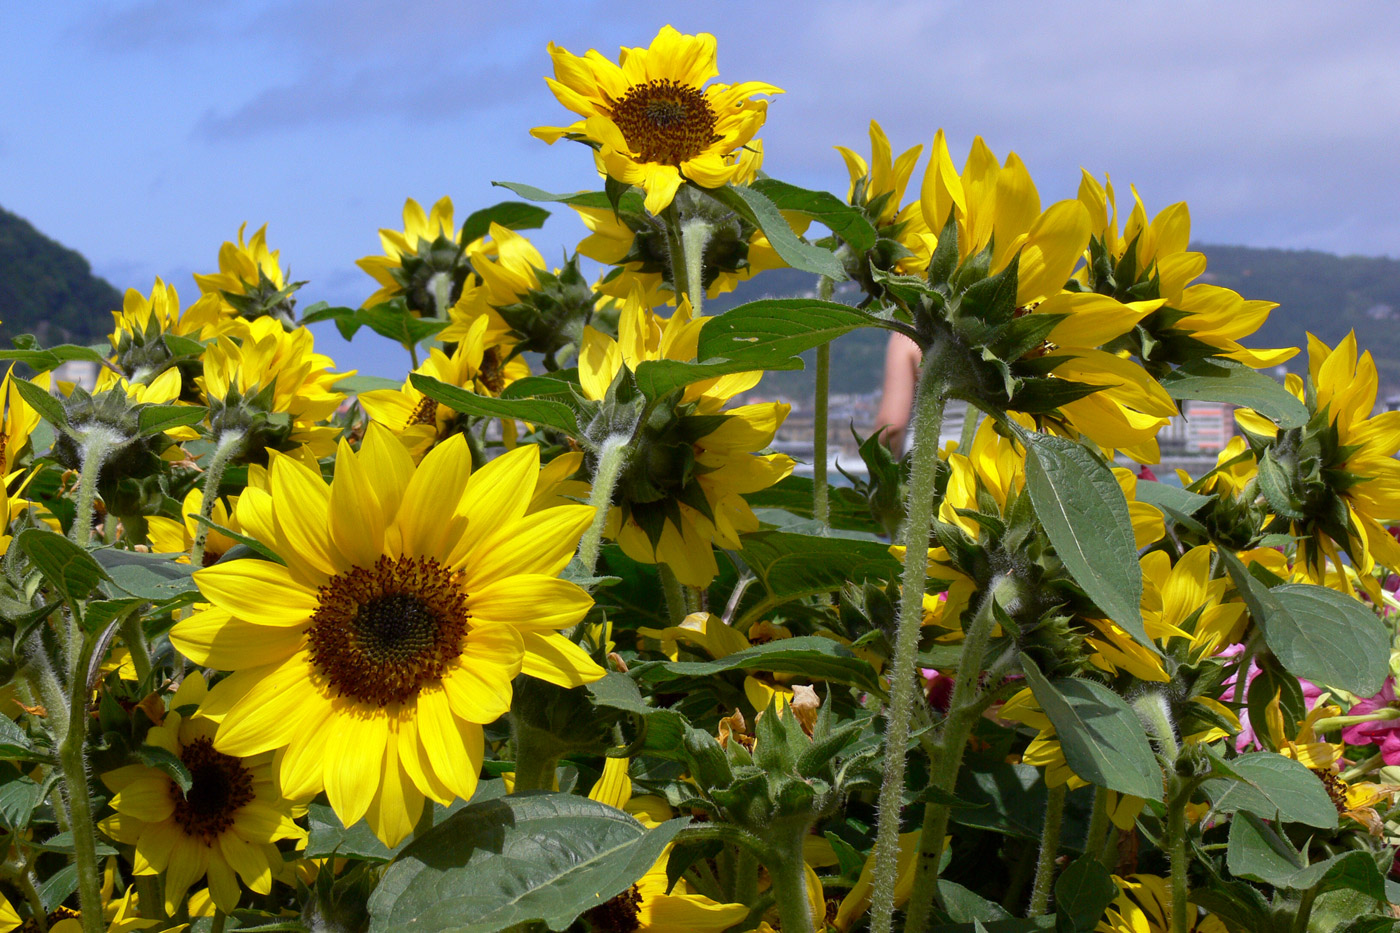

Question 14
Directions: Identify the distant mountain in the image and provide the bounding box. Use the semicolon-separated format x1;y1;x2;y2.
712;246;1400;401
0;206;120;348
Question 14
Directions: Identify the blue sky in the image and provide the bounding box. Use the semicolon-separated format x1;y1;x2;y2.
3;1;1398;376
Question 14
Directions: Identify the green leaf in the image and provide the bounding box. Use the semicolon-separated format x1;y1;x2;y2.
706;184;847;280
735;530;901;628
631;636;883;695
0;773;46;831
334;374;404;394
367;794;687;933
1227;812;1384;899
696;299;890;366
459;201;551;245
631;357;802;400
17;528;109;602
744;475;883;535
188;515;284;564
501;371;580;401
136;404;206;436
306;801;407;862
1205;751;1339;829
135;745;192;793
1021;433;1152;653
0;344;107;372
357;305;447;348
1020;658;1162;800
11;377;70;430
1054;856;1118;933
0;717;36;762
492;181;645;215
1217;549;1388;695
584;673;651;717
410;374;580;437
1131;481;1213;516
750;178;878;251
1160;358;1309;430
92;548;197;601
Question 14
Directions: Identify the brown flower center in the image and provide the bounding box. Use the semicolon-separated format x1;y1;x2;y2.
582;884;642;932
408;394;439;426
609;79;720;166
478;346;507;395
173;737;255;842
307;555;469;706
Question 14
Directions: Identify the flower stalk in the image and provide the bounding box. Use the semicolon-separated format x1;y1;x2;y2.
59;608;105;933
190;429;246;567
813;275;835;531
869;340;953;933
576;434;631;575
1028;783;1067;915
71;427;122;548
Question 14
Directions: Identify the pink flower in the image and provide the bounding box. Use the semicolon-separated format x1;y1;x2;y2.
1342;678;1400;766
1218;644;1263;752
1136;464;1158;482
921;669;954;712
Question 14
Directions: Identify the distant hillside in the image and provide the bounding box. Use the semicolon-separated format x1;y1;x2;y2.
713;246;1400;402
0;206;120;348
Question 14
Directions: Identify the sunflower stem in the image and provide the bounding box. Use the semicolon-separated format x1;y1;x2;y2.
958;401;980;453
210;909;227;933
1028;783;1067;916
71;428;121;549
658;564;687;626
576;434;630;576
767;823;816;933
903;577;1007;931
118;611;152;687
1167;774;1190;933
1084;786;1112;869
190;429;246;567
509;723;560;793
679;218;712;317
58;608;104;933
813;275;835;531
1340;750;1386;782
429;271;454;321
870;341;953;933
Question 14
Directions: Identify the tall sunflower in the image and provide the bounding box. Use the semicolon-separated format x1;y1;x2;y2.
577;293;794;587
532;26;779;215
356;196;480;316
835;119;930;275
169;425;601;845
1236;332;1400;592
194;223;301;326
1076;174;1295;370
918;133;1175;461
98;674;306;914
1095;874;1230;933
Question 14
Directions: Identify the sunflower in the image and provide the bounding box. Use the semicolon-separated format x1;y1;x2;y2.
198;316;349;457
359;314;528;459
0;894;16;933
98;674;306;914
169;425;601;845
918;133;1175;461
1;366;46;476
1096;874;1230;933
578;293;794;587
1076;173;1295;370
835;120;930;274
356;196;479;316
1235;332;1400;591
108;279;233;386
193;223;300;326
570;202;797;307
532;26;779;215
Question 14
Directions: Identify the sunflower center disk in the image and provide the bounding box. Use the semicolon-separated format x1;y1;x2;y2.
174;736;255;842
308;555;469;706
610;79;720;166
582;884;642;933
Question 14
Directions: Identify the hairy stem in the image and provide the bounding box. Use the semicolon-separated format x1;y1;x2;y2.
71;429;120;548
870;343;952;933
1028;783;1067;916
1084;786;1112;869
904;579;1007;930
958;402;981;452
679;218;712;317
576;435;630;575
59;615;103;933
813;275;835;531
117;611;152;687
190;429;246;567
1168;775;1189;933
659;564;687;626
768;825;816;933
